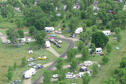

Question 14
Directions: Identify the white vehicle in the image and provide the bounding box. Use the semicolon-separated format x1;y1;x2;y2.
26;38;32;43
65;72;75;79
96;48;102;54
75;27;83;34
83;61;93;67
28;50;33;54
27;58;35;62
55;30;62;34
23;68;36;79
52;74;58;79
56;40;62;44
80;66;88;72
45;27;54;32
78;71;91;78
28;62;36;67
102;30;111;36
45;41;51;48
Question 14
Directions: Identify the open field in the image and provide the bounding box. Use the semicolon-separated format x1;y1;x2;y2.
0;42;57;84
89;30;126;84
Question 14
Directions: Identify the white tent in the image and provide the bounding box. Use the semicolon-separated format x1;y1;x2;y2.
102;30;111;36
75;27;83;34
45;27;54;32
45;41;51;48
96;48;102;54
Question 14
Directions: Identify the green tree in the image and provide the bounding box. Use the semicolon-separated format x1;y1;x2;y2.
0;5;14;18
69;17;79;33
92;32;109;48
77;41;84;52
24;6;50;30
114;27;121;35
70;58;78;71
17;30;24;38
6;71;13;81
55;58;64;70
116;34;121;42
120;57;126;68
106;43;112;54
21;57;27;67
43;70;51;84
102;56;109;64
90;43;96;54
34;31;46;46
58;69;66;81
81;47;90;61
67;48;77;62
82;73;91;84
29;26;37;36
92;64;99;76
104;77;118;84
6;28;19;43
13;62;17;70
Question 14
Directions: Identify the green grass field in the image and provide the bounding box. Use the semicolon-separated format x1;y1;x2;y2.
89;30;126;84
0;42;57;84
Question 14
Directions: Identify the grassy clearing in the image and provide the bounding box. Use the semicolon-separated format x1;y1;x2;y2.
51;40;68;54
0;42;57;84
0;22;17;29
89;30;126;84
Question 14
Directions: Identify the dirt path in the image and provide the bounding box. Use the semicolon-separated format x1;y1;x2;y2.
46;47;60;57
23;78;32;84
43;61;54;68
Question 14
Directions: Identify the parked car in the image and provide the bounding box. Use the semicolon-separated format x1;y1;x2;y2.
56;40;62;44
10;80;21;84
50;34;56;37
33;64;43;70
80;66;88;72
55;31;62;34
69;34;75;38
65;72;75;79
57;44;62;48
27;58;35;62
38;56;47;60
52;74;58;79
28;62;36;67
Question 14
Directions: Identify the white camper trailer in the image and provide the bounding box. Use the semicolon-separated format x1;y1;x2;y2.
45;27;54;32
45;41;51;48
102;30;111;36
96;48;102;54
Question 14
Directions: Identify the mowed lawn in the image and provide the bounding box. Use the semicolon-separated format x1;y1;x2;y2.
89;30;126;84
0;42;57;84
